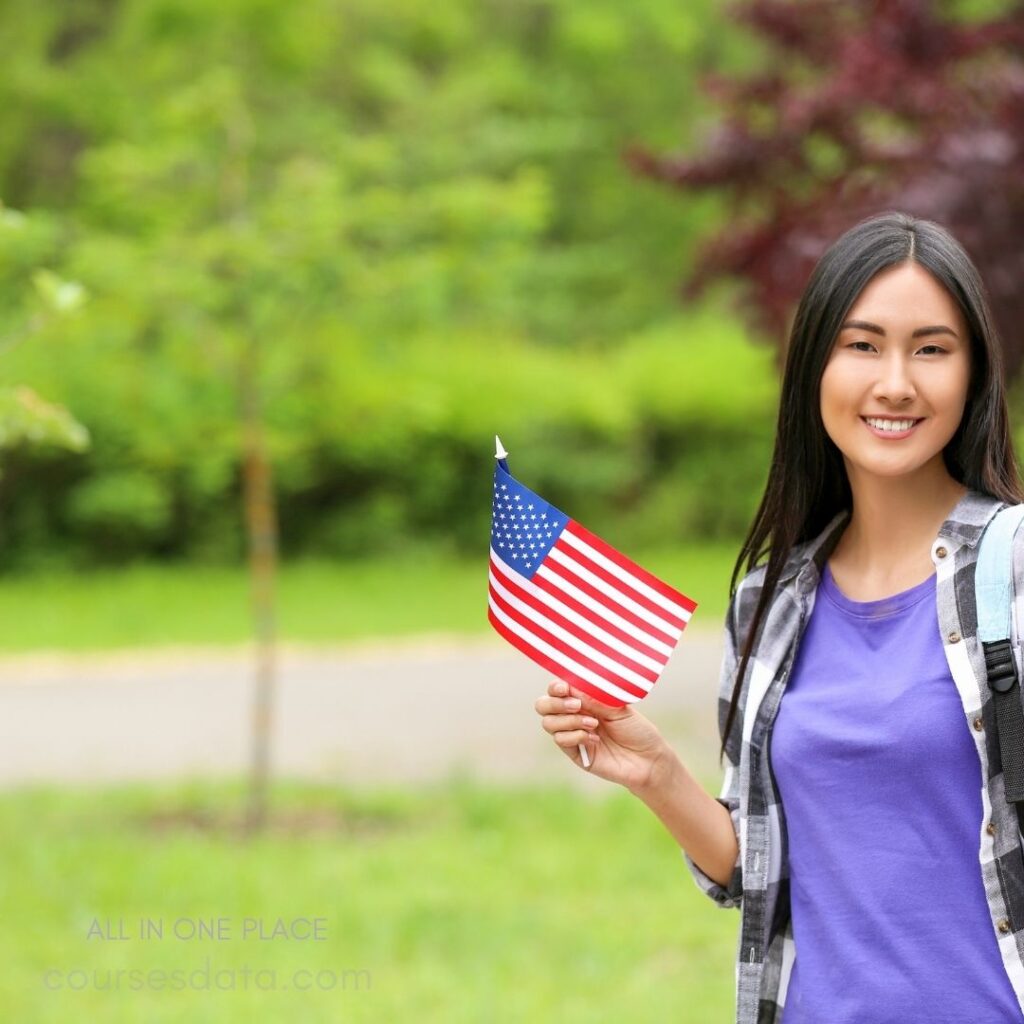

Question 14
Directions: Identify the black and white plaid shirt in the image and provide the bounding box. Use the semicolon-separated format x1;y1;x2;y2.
684;488;1024;1023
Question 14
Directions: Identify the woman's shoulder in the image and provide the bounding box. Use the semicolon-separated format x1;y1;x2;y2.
732;557;800;606
1009;503;1024;584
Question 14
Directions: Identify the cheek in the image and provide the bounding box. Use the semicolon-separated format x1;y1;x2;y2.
931;358;971;417
949;356;971;398
818;360;855;416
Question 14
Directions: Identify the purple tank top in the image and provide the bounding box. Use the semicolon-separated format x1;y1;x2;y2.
771;561;1024;1024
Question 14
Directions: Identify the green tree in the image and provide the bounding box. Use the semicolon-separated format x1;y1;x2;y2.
0;0;757;570
0;204;88;460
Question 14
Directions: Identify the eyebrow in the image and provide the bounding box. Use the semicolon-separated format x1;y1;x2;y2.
839;319;959;339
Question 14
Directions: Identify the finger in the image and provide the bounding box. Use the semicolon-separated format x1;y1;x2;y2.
534;694;584;716
548;678;604;716
566;685;630;720
540;713;600;735
554;729;600;750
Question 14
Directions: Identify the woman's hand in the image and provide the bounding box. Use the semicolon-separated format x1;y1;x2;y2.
534;678;670;792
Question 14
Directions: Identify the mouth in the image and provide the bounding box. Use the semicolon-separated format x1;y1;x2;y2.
860;416;925;439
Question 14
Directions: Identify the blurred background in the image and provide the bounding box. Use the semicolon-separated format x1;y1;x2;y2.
2;0;1023;1020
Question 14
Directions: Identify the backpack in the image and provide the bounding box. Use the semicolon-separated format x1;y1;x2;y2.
974;502;1024;834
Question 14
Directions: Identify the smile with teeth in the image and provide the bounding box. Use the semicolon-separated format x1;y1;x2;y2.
861;416;924;437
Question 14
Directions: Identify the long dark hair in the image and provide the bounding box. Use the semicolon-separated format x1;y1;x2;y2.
719;210;1024;766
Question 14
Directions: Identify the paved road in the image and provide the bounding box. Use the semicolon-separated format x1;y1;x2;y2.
0;629;727;792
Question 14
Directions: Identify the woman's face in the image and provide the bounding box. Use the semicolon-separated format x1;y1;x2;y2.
819;261;971;482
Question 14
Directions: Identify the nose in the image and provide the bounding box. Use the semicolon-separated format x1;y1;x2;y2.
871;352;918;405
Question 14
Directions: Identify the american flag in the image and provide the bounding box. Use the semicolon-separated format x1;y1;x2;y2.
487;443;697;708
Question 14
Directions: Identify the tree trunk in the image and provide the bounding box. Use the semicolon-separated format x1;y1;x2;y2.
240;335;278;835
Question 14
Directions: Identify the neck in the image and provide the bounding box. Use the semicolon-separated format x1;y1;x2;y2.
834;466;968;575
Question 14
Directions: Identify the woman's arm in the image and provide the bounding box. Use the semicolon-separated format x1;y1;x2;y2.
630;746;739;891
644;580;749;907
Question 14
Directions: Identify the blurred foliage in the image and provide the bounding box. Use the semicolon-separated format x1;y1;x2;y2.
0;204;90;463
628;0;1024;376
0;386;88;452
24;1;1004;569
0;0;779;569
0;304;779;566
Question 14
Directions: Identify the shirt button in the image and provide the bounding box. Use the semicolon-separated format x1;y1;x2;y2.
948;631;961;643
936;545;948;558
987;822;997;836
974;717;984;731
998;918;1012;933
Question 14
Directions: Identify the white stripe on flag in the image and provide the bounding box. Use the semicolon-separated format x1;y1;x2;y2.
559;529;692;622
487;593;642;705
533;560;675;658
545;545;682;640
488;567;654;693
490;554;665;672
536;552;679;647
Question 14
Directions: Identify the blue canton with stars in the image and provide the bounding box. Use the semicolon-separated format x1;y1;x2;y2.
490;461;568;580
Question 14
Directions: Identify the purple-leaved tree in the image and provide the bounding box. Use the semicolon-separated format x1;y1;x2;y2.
626;0;1024;377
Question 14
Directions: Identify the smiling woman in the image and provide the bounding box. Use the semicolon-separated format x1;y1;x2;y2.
703;212;1024;1023
552;207;1024;1024
818;259;975;593
537;210;1024;1024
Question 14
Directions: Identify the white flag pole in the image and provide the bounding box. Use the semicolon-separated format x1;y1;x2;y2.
495;434;590;770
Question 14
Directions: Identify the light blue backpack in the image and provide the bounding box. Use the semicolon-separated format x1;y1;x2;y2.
974;503;1024;823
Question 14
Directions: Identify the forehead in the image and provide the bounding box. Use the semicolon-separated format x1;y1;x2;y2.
846;263;965;329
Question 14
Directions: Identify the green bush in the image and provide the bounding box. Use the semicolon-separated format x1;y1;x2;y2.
0;308;780;567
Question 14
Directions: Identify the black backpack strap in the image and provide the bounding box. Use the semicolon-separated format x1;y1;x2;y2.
975;503;1024;831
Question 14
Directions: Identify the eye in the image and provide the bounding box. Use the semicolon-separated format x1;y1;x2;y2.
845;341;947;355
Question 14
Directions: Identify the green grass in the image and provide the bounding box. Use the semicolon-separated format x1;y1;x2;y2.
0;778;737;1023
0;543;741;652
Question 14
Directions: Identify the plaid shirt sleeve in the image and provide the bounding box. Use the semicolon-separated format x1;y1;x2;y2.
682;581;744;909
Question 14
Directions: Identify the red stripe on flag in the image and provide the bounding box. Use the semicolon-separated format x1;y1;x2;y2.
553;536;688;632
564;520;698;613
487;606;629;708
540;552;678;649
488;582;649;700
489;556;659;682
